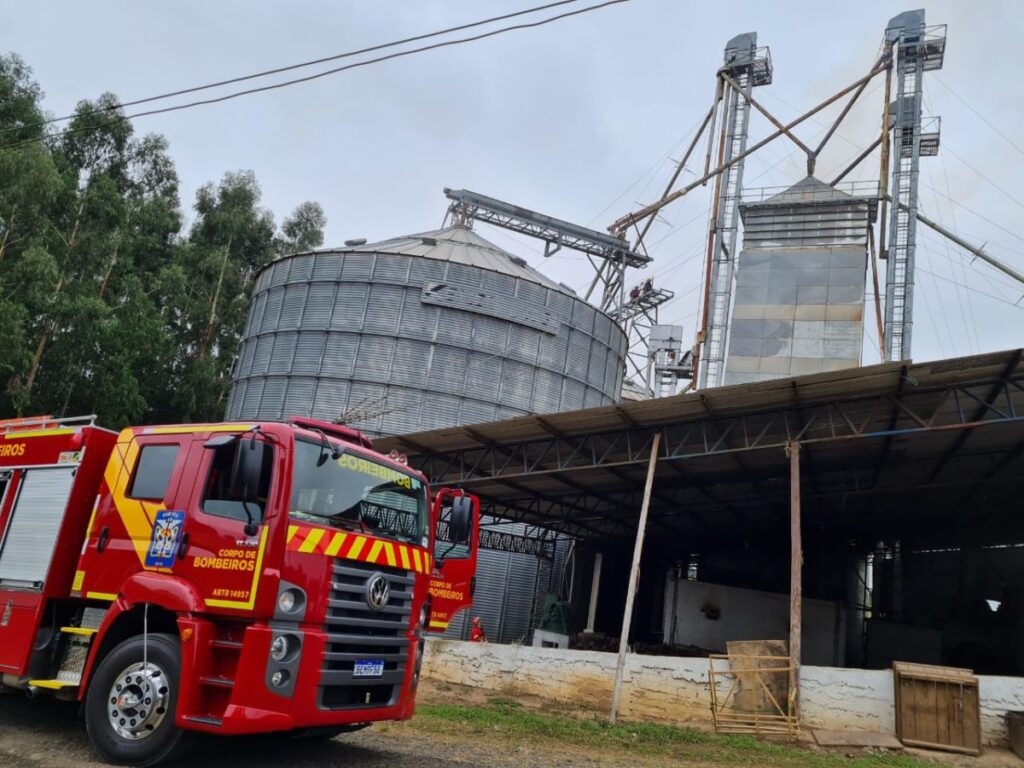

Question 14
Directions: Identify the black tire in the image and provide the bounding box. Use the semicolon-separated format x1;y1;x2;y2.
84;633;190;767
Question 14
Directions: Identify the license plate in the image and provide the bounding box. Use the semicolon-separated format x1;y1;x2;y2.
353;659;385;678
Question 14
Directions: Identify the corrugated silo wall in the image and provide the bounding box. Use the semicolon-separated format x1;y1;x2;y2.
442;521;572;644
226;246;623;643
226;248;626;434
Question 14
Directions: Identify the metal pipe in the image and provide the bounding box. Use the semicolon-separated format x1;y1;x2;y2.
829;135;883;186
877;48;894;264
868;224;886;353
720;71;813;157
610;61;890;236
910;205;1024;290
692;79;732;387
702;77;724;181
609;430;662;723
811;53;888;162
634;102;717;251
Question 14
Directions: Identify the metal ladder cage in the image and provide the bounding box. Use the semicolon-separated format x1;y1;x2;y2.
883;16;946;362
698;34;771;390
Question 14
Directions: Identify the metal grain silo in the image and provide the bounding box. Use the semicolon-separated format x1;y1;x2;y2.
226;224;627;436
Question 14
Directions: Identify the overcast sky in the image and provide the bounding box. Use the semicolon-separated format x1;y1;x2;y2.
6;0;1024;367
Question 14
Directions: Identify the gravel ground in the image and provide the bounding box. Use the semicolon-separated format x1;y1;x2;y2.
0;690;668;768
6;684;1016;768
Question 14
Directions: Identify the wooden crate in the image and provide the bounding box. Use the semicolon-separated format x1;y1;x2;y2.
893;662;981;755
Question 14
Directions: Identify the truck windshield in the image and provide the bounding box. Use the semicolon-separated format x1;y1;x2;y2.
289;440;427;545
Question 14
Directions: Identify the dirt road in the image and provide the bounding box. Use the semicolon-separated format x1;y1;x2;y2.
0;691;667;768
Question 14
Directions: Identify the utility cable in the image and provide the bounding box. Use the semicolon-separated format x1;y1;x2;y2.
942;144;1024;215
932;75;1024;161
587;112;710;228
2;0;633;151
917;263;1024;311
1;0;586;137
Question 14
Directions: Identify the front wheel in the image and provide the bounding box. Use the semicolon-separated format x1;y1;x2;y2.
85;633;190;767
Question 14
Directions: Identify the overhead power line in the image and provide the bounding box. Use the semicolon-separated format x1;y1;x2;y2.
932;75;1024;161
2;0;586;137
3;0;632;151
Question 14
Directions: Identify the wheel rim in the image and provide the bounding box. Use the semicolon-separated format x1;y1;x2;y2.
106;661;170;741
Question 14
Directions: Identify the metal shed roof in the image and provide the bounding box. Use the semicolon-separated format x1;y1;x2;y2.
378;349;1024;545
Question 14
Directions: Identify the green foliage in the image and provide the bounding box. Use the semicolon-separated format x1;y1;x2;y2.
277;200;326;255
0;53;328;429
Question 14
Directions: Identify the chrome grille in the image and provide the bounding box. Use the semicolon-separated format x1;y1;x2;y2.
320;559;413;709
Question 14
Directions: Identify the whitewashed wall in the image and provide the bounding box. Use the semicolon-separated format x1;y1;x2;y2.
423;639;1024;746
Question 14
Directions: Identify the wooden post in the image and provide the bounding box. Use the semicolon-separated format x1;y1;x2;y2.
610;431;662;723
788;441;802;715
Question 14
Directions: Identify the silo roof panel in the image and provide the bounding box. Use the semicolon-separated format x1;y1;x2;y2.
345;225;570;294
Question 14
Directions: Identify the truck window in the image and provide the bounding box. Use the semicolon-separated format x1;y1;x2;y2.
290;440;427;545
127;445;179;500
434;503;470;560
202;440;273;523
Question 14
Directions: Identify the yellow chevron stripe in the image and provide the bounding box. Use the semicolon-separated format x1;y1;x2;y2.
412;548;422;572
382;542;397;567
366;539;384;564
324;532;347;557
287;524;299;543
105;437;153;566
399;545;411;571
348;536;367;560
424;553;431;572
298;528;325;553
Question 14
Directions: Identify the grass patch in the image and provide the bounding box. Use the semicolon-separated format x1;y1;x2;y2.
413;701;938;768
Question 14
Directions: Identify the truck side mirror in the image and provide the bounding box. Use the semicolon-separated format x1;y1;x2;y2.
231;436;267;535
449;495;473;544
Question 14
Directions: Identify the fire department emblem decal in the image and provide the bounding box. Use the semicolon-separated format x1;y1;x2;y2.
145;510;185;569
365;572;390;611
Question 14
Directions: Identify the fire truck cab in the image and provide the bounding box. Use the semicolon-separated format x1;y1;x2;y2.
0;415;478;766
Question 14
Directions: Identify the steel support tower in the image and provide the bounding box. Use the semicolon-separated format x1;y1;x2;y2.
608;286;680;391
698;33;773;389
883;11;946;361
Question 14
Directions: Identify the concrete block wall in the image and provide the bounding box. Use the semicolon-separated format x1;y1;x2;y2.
422;639;1024;746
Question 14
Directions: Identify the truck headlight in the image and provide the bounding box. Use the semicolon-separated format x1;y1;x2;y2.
271;670;290;687
278;590;297;614
271;635;289;662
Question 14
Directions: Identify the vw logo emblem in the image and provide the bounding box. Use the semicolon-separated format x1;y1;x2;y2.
366;572;390;611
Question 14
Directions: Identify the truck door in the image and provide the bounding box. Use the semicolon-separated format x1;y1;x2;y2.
173;433;275;612
428;489;479;634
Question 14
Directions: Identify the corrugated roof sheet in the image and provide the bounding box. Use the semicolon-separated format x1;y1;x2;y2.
376;349;1024;541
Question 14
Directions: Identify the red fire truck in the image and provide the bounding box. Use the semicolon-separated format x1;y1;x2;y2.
0;414;479;766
